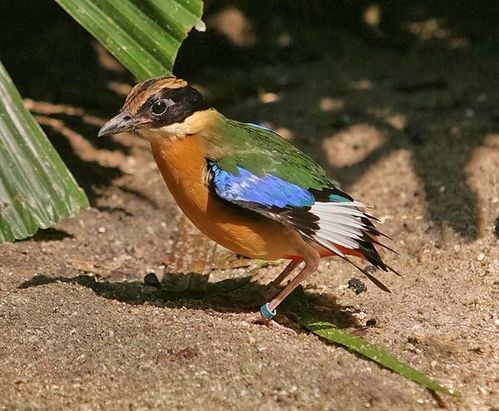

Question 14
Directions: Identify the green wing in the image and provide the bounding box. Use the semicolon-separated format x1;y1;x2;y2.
208;117;337;191
203;115;397;291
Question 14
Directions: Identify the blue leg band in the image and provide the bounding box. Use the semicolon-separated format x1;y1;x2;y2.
260;303;276;320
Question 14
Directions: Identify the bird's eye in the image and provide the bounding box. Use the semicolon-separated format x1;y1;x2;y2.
151;99;170;116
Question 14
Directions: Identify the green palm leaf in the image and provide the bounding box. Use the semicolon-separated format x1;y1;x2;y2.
285;288;452;395
54;0;205;80
0;61;89;242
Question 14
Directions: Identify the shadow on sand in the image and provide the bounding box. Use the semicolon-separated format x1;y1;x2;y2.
18;272;363;330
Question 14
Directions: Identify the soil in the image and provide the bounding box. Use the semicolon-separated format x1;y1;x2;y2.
0;2;498;410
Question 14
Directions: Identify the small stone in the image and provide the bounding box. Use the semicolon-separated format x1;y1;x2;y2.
97;227;106;233
348;278;367;294
144;271;161;287
405;342;416;352
356;311;367;320
477;253;485;262
408;333;425;344
175;347;197;360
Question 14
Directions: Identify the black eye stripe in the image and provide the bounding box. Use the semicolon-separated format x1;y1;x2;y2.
138;85;210;127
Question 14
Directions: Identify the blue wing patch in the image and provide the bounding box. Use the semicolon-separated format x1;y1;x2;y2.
209;162;314;209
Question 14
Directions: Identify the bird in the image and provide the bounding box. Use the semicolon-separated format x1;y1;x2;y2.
98;76;400;327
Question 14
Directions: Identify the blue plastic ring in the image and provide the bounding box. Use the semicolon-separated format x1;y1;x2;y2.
260;303;276;320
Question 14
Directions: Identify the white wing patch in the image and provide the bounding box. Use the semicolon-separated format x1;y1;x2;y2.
310;201;373;255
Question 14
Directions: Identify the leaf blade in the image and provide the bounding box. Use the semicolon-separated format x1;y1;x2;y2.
54;0;205;80
286;290;452;395
0;61;89;243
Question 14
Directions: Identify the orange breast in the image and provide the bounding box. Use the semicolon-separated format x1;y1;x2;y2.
150;136;299;260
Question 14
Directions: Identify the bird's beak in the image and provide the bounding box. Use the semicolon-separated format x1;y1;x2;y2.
98;111;151;137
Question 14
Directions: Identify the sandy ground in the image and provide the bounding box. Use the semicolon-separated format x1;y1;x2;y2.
1;2;498;410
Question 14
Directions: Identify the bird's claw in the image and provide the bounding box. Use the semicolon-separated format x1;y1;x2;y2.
231;311;297;335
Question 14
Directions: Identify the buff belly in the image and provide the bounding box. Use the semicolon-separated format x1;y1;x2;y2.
150;137;300;260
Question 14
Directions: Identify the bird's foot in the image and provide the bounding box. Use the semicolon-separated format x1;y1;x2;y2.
232;311;297;335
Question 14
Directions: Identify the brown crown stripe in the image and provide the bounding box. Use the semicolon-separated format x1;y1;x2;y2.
125;76;188;114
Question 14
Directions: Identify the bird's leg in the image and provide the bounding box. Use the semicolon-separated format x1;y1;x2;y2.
230;231;321;332
266;255;319;314
240;235;320;331
242;257;319;332
262;259;302;300
270;259;302;287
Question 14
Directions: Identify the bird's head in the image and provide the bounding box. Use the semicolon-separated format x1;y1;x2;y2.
98;76;210;141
